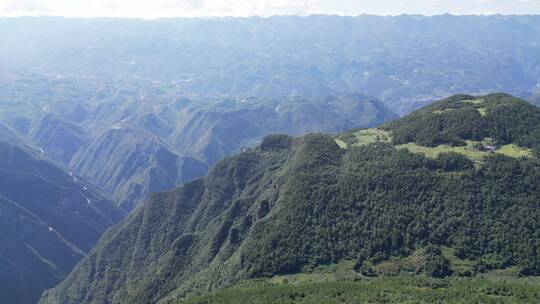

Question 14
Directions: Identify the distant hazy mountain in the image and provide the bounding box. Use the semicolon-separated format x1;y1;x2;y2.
39;94;540;304
70;126;208;211
0;76;397;210
30;113;89;163
1;15;540;114
0;137;125;304
528;93;540;106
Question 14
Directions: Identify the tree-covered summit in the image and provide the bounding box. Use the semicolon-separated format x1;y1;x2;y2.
338;94;540;162
385;93;540;149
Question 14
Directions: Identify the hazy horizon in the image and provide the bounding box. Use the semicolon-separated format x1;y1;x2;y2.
2;0;540;18
2;13;540;20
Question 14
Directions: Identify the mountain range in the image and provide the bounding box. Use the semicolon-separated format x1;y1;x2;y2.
0;75;397;210
1;15;540;115
39;94;540;304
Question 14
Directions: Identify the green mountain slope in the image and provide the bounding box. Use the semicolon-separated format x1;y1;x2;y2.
386;93;540;149
0;138;125;304
39;94;540;304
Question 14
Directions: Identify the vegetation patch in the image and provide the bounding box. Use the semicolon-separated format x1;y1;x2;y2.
477;107;487;116
385;93;540;150
462;99;485;104
335;128;391;148
433;109;455;114
268;261;358;285
396;140;488;163
179;276;540;304
180;246;540;303
397;140;534;164
496;144;533;158
334;139;347;149
355;128;391;146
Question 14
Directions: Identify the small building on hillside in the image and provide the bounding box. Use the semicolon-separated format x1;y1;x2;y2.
484;144;497;152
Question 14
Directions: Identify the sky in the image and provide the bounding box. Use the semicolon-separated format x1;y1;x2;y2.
1;0;540;18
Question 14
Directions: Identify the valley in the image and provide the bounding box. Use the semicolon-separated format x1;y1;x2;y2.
0;75;397;210
0;135;125;304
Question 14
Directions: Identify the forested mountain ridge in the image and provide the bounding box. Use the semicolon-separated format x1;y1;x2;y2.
0;75;396;210
40;94;540;304
0;137;125;304
386;93;540;149
336;93;540;159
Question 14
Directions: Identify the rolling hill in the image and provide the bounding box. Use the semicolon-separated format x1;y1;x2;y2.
39;94;540;304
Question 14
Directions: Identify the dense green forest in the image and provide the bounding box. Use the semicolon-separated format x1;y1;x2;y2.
180;277;540;304
181;247;540;303
40;94;540;304
384;93;540;151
